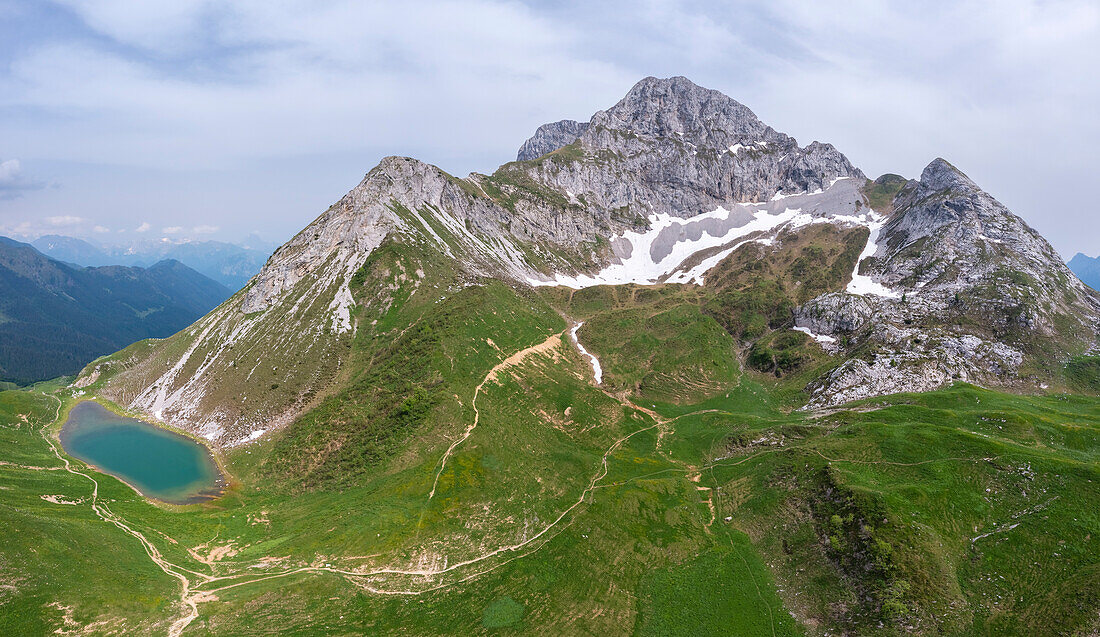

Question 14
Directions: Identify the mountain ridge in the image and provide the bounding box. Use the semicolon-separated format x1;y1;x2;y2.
20;75;1098;636
78;75;1098;445
1069;251;1100;291
31;234;272;289
0;236;230;383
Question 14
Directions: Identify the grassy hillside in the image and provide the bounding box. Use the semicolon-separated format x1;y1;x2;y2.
1;241;1097;634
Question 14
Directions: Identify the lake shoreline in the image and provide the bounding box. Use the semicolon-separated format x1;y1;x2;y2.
58;399;229;506
83;396;238;500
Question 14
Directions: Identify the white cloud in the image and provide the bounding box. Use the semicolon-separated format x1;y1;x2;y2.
192;224;219;234
93;225;110;233
0;2;631;171
162;225;183;234
0;159;23;183
45;215;84;226
0;158;46;198
0;221;34;237
1;0;1098;255
135;222;151;232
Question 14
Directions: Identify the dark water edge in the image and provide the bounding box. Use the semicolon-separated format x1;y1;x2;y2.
60;401;225;505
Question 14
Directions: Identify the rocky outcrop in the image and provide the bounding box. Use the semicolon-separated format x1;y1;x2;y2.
795;294;874;335
808;334;1024;407
82;75;1100;438
797;158;1100;407
511;76;864;225
516;119;589;161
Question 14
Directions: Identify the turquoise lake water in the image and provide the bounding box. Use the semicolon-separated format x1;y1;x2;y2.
60;401;223;504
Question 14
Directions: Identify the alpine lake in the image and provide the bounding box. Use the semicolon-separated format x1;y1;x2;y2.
59;401;224;504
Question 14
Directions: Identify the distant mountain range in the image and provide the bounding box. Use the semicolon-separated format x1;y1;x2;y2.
30;235;274;290
0;236;230;384
1068;252;1100;291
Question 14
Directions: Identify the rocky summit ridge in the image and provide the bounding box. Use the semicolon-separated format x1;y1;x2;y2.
79;76;1100;445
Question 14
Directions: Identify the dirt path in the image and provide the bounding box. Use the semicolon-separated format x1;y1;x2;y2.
193;417;665;598
21;345;789;633
426;330;564;500
25;336;651;633
36;394;209;637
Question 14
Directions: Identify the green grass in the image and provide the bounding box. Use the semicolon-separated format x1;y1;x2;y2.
553;285;740;403
481;596;524;629
635;528;803;637
1064;354;1100;394
863;174;908;213
0;390;178;634
1;244;1098;635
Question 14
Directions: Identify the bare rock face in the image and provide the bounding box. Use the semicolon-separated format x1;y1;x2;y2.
516;119;589;161
241;156;538;314
873;158;1100;336
83;75;1100;439
511;76;863;224
797;158;1100;407
796;294;874;335
809;335;1025;407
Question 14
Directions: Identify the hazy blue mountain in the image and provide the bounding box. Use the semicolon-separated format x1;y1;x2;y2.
1068;252;1100;291
31;234;114;267
31;236;272;290
155;240;271;290
0;236;231;384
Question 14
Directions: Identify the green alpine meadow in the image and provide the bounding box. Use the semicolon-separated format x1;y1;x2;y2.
1;76;1097;636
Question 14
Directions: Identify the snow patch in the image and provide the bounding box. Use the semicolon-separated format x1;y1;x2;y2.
846;213;901;299
532;206;802;288
531;177;875;291
728;141;768;155
793;326;836;345
570;322;602;384
666;238;773;285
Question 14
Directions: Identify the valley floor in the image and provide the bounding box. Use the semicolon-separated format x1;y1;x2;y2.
2;282;1098;635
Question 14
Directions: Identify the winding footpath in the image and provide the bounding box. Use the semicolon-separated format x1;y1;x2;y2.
35;394;207;636
17;326;862;634
22;331;664;634
427;330;564;500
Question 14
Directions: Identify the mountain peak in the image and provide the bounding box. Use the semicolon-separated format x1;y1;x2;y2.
919;157;976;192
591;76;768;145
515;76;778;162
516;120;589;162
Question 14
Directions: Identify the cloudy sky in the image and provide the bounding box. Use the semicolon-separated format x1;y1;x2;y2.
1;0;1098;257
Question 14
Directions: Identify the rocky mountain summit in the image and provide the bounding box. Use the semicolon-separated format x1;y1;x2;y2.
505;76;861;230
80;75;1100;443
516;119;589;161
796;158;1100;405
